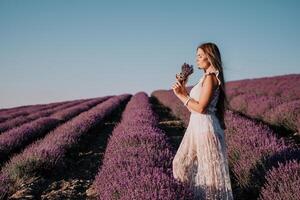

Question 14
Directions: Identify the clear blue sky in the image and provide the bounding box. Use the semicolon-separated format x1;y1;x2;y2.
1;0;299;108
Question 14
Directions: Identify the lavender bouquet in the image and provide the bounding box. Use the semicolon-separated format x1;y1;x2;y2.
176;62;194;85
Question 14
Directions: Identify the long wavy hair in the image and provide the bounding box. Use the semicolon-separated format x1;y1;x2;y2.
197;42;229;130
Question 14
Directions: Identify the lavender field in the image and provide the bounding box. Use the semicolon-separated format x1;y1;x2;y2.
152;73;300;200
0;74;299;200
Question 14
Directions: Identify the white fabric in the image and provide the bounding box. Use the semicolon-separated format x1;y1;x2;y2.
173;70;234;199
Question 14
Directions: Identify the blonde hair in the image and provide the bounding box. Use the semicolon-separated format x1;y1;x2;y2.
197;42;228;130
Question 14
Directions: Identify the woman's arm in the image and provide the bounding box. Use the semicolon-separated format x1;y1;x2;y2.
177;75;215;114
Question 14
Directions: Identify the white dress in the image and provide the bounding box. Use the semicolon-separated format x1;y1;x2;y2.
172;70;234;200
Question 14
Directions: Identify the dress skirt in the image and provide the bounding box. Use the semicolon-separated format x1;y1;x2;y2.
172;113;234;200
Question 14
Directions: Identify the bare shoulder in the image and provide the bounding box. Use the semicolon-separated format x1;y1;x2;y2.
203;74;218;89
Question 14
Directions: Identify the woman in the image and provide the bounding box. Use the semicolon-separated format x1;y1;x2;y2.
172;42;234;199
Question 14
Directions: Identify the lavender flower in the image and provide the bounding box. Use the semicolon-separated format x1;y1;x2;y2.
259;159;300;200
176;62;194;84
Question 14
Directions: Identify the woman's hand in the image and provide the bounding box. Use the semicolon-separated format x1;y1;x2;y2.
172;78;188;97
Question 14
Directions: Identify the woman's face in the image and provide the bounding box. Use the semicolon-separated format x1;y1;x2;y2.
196;48;210;69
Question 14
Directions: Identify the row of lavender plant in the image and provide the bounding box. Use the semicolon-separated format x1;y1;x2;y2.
0;97;109;133
0;94;131;199
151;89;192;127
227;74;300;132
0;97;99;123
152;89;300;199
0;99;87;133
226;74;300;102
0;104;41;114
0;96;111;165
264;99;300;133
0;101;66;115
0;104;45;117
92;92;193;200
0;103;59;124
225;110;300;199
0;100;72;114
258;159;300;200
0;100;74;123
0;95;100;113
229;93;300;133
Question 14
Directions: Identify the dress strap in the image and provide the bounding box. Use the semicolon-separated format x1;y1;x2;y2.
203;70;221;86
